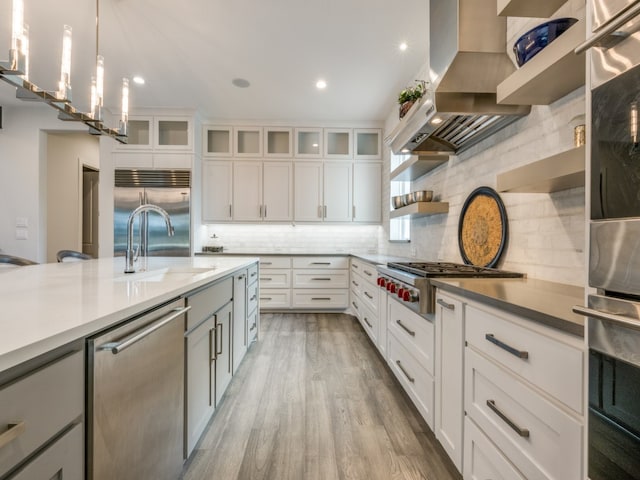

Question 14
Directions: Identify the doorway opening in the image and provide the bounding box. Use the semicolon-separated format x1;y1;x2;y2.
83;166;99;257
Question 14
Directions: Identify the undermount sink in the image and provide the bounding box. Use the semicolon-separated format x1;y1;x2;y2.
114;266;216;282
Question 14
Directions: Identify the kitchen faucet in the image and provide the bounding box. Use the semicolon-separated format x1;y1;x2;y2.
125;204;174;273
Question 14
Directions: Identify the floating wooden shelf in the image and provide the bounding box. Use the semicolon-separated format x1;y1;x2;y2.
497;20;586;106
390;202;449;219
498;0;567;17
390;154;449;182
497;145;585;193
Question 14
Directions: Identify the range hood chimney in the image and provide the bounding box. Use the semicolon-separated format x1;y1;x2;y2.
386;0;530;155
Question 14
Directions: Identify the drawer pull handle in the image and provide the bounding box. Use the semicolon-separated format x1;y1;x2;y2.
250;323;257;332
396;360;415;383
251;272;257;277
0;421;26;450
261;262;273;266
250;295;257;301
437;298;455;310
486;400;530;438
364;271;373;277
396;320;416;337
364;292;374;300
485;334;529;359
353;264;359;269
363;317;373;328
312;277;332;281
312;297;331;301
352;301;359;310
260;297;272;301
261;277;273;281
352;280;359;287
311;262;331;265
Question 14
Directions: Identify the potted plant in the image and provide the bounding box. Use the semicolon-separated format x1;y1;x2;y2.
398;80;427;119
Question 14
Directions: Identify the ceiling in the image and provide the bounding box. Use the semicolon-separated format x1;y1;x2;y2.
0;0;428;124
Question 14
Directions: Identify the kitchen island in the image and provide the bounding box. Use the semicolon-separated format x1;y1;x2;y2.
0;256;258;480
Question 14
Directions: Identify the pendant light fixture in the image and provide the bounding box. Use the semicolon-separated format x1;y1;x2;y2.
0;0;130;143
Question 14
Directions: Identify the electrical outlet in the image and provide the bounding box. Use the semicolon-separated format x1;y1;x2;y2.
410;247;417;258
16;217;28;228
15;228;28;240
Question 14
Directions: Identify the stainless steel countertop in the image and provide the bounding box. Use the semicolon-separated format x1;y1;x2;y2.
431;277;585;337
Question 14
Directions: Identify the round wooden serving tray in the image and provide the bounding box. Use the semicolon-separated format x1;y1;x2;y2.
458;186;508;268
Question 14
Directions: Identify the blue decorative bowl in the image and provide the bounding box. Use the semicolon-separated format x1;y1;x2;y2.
513;18;578;67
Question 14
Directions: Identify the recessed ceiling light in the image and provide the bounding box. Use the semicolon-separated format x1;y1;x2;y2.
232;78;250;88
316;79;327;90
132;76;145;85
399;42;408;51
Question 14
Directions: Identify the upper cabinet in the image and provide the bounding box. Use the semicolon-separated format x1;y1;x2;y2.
264;127;293;158
234;127;263;157
324;128;352;159
116;115;193;151
123;118;152;150
295;128;323;158
354;129;382;160
497;6;586;106
203;126;233;157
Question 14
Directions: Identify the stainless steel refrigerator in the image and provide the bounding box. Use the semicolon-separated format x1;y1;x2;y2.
114;170;190;257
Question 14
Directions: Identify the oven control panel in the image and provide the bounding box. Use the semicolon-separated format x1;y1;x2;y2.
377;276;419;304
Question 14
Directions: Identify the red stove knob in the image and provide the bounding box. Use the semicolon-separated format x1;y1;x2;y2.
378;277;386;287
397;287;405;298
402;290;413;302
389;283;397;294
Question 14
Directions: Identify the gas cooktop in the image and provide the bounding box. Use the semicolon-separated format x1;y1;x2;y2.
386;261;523;278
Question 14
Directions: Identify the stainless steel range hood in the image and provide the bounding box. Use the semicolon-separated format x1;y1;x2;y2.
386;0;530;155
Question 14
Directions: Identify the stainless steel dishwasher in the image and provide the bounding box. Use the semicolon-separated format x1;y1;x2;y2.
87;298;190;480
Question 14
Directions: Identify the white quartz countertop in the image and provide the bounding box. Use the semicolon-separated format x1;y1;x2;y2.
0;256;258;372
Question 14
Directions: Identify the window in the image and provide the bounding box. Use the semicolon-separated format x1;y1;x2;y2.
390;151;410;242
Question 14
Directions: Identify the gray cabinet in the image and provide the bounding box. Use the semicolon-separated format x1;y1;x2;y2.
185;277;233;457
233;270;248;372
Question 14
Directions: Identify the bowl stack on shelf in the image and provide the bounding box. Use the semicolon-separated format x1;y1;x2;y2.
392;190;433;209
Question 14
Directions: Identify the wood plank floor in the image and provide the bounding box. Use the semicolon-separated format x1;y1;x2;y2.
180;313;461;480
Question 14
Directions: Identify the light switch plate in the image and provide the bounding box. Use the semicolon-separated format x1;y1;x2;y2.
16;217;28;227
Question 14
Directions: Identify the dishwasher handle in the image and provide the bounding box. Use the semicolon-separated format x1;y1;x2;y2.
100;306;191;354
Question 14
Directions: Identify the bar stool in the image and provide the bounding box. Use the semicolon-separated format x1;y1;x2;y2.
56;250;93;262
0;254;38;266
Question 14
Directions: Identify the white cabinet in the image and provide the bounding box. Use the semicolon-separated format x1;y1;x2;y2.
353;162;382;223
0;349;84;478
232;161;292;222
259;256;292;310
203;125;233;157
350;258;384;352
354;128;381;160
294;128;322;158
114;114;194;169
247;263;259;345
233;270;248;372
324;128;352;159
234;127;263;157
264;127;292;157
387;297;436;429
294;162;324;221
202;160;233;222
323;162;352;222
435;292;465;471
292;256;349;309
462;298;584;480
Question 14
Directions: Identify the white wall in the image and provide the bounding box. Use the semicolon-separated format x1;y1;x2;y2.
46;133;99;262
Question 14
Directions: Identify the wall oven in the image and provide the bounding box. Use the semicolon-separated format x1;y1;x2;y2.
573;2;640;479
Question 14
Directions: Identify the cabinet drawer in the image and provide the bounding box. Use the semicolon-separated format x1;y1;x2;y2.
0;351;83;477
463;416;525;480
465;349;583;480
358;301;378;344
350;271;364;298
292;270;348;288
187;277;233;330
351;259;378;283
248;282;259;314
247;310;258;345
292;289;348;309
388;332;434;429
260;269;291;288
260;289;291;309
466;304;583;413
8;422;83;480
247;263;259;285
292;256;348;269
360;283;379;313
388;298;435;375
259;256;291;269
